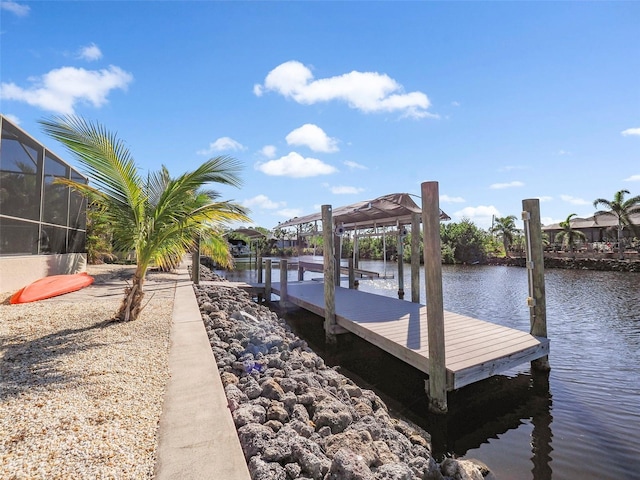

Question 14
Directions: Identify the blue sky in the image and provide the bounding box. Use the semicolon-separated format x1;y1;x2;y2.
2;1;639;230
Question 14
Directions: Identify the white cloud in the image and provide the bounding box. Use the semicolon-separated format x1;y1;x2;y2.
451;101;460;107
242;194;284;210
344;160;367;170
277;208;304;219
490;181;524;189
0;65;132;114
1;1;30;16
537;196;553;202
286;123;339;153
197;137;246;155
624;174;640;182
255;151;337;178
254;60;434;119
453;205;501;229
560;194;590;206
554;149;572;156
621;127;640;136
261;145;277;158
330;185;364;195
78;43;103;61
3;114;20;125
440;194;465;203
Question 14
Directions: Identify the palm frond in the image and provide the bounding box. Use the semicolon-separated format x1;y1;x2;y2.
39;115;146;219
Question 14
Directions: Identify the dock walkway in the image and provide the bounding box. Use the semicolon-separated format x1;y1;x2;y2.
270;281;549;390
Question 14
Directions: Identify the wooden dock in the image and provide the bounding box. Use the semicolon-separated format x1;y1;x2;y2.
270;281;549;391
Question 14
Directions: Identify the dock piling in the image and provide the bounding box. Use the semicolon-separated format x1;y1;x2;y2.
522;199;550;372
348;258;355;289
322;205;337;344
411;212;421;303
279;259;288;309
265;259;272;302
297;226;304;281
422;181;447;414
397;222;405;299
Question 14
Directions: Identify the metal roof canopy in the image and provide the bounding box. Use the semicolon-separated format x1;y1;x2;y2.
275;193;450;231
226;228;267;240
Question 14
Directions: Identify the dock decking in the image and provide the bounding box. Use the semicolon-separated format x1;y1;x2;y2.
270;281;549;390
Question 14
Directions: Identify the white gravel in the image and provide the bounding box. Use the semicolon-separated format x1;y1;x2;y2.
1;265;177;479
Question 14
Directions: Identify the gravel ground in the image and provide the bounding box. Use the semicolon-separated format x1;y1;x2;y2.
1;265;177;479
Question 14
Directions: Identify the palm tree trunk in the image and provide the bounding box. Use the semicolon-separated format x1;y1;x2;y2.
115;268;146;321
618;223;624;260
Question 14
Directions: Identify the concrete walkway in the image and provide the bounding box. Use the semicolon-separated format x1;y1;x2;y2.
154;262;250;480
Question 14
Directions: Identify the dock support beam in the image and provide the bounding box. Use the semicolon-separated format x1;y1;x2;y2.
279;259;288;309
322;205;337;344
348;258;355;289
422;181;447;414
264;259;272;302
411;213;421;303
522;199;550;372
397;223;405;299
297;225;304;281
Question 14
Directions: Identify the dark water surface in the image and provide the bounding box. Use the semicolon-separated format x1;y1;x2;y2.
222;261;640;480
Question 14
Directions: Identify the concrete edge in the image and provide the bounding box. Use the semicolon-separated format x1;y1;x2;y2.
154;260;250;480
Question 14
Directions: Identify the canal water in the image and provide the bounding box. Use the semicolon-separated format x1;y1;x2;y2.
221;260;640;480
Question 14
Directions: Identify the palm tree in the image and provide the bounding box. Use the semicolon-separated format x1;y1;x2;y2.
41;116;249;321
555;213;587;258
491;215;520;257
593;189;640;260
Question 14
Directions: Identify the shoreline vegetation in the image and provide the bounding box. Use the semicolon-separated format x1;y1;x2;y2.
486;255;640;272
233;253;640;273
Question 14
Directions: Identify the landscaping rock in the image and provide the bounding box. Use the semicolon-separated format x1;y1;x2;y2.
195;263;493;480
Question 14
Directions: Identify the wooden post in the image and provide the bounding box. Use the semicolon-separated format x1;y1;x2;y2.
265;259;272;302
411;212;421;303
297;226;304;281
257;253;263;283
254;242;258;271
334;232;341;286
322;205;337;343
422;181;447;414
192;236;201;285
354;230;359;269
279;259;288;309
397;225;405;299
348;257;355;289
522;199;550;371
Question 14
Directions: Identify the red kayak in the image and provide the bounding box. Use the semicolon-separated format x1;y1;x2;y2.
10;273;95;304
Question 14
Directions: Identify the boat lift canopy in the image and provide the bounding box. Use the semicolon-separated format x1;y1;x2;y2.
275;193;450;231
